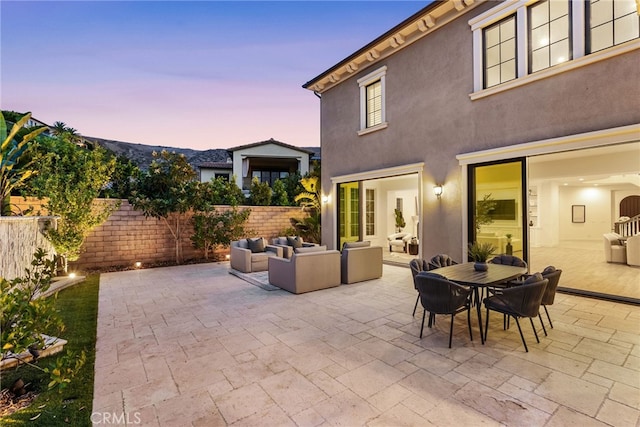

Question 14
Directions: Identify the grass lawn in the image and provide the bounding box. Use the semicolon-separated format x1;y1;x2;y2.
0;274;99;426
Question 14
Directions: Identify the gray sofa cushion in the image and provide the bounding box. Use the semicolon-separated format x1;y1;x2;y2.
295;245;327;254
343;241;371;249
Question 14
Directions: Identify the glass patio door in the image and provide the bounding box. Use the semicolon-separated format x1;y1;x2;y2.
468;159;528;262
338;182;360;249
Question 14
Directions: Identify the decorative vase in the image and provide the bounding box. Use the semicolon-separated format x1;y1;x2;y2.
506;242;513;255
474;262;488;272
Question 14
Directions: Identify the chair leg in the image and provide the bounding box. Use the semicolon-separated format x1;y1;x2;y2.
514;317;529;352
467;307;473;342
484;307;490;343
544;305;553;328
538;313;547;336
413;294;420;316
420;309;426;338
428;312;435;328
449;314;455;348
529;317;540;343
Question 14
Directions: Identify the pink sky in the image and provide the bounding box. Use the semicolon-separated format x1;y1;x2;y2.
1;1;427;150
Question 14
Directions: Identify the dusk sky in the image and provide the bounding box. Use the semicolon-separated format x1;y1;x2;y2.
1;1;427;150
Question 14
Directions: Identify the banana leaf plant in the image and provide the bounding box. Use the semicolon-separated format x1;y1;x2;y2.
0;112;47;215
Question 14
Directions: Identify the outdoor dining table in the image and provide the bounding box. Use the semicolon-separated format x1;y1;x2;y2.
429;262;528;344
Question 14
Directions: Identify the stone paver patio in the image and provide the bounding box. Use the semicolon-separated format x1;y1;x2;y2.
92;263;640;426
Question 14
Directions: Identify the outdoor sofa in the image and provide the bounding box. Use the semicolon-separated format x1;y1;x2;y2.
268;245;341;294
230;238;283;273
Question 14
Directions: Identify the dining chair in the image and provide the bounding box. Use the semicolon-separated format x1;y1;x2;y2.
538;266;562;330
427;254;458;270
414;272;473;348
483;274;548;352
508;266;562;334
409;259;429;316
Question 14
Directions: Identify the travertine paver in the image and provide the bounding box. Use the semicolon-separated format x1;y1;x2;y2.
92;263;640;426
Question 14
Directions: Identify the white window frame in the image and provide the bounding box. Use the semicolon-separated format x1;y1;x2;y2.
365;188;376;236
358;66;388;136
469;0;640;100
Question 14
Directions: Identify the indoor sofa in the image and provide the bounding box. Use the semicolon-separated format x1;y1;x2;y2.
603;232;627;264
268;245;341;294
340;241;383;284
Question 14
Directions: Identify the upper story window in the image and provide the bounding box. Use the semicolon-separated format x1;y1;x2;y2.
588;0;640;53
470;0;640;97
366;81;383;127
529;0;571;73
358;66;387;135
484;16;517;88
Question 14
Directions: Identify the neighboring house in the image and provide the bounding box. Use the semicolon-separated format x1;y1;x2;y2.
218;138;317;192
87;136;320;193
303;1;639;286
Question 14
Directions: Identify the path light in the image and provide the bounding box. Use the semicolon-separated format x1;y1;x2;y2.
225;254;231;260
69;272;76;279
135;261;142;268
434;184;443;199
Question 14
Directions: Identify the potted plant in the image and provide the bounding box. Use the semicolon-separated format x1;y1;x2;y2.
468;241;496;271
394;208;406;232
505;233;513;255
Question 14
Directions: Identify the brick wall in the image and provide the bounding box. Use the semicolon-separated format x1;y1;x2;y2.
10;197;309;271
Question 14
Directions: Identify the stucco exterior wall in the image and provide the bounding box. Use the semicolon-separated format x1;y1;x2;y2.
318;2;640;257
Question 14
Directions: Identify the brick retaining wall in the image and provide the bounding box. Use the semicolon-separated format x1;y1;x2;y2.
9;197;309;271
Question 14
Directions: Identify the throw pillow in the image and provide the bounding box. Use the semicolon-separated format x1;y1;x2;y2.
294;245;327;254
247;237;266;253
542;266;556;275
287;236;303;249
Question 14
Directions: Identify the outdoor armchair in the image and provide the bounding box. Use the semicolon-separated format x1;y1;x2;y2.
230;238;283;273
340;241;383;284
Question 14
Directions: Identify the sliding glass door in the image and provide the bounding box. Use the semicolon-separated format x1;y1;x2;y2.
338;182;360;250
468;159;528;262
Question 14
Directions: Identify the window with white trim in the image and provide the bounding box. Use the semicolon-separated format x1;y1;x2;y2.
529;0;571;73
587;0;640;53
470;0;640;95
358;66;387;135
365;188;375;236
484;16;517;88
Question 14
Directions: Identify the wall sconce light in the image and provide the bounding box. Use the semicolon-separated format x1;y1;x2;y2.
433;185;443;199
69;272;76;279
321;195;331;204
135;261;142;268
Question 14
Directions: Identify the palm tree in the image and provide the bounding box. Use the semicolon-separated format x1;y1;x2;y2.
51;121;68;136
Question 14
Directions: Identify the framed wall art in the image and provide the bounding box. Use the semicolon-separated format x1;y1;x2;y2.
572;205;585;223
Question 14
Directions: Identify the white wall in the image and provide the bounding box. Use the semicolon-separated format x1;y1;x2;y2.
559;186;611;241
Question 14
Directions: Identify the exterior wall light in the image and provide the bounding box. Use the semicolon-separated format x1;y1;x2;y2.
69;272;76;279
322;195;331;204
434;185;443;199
135;262;142;268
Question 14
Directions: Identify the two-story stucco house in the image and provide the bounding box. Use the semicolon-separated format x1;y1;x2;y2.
304;0;640;301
